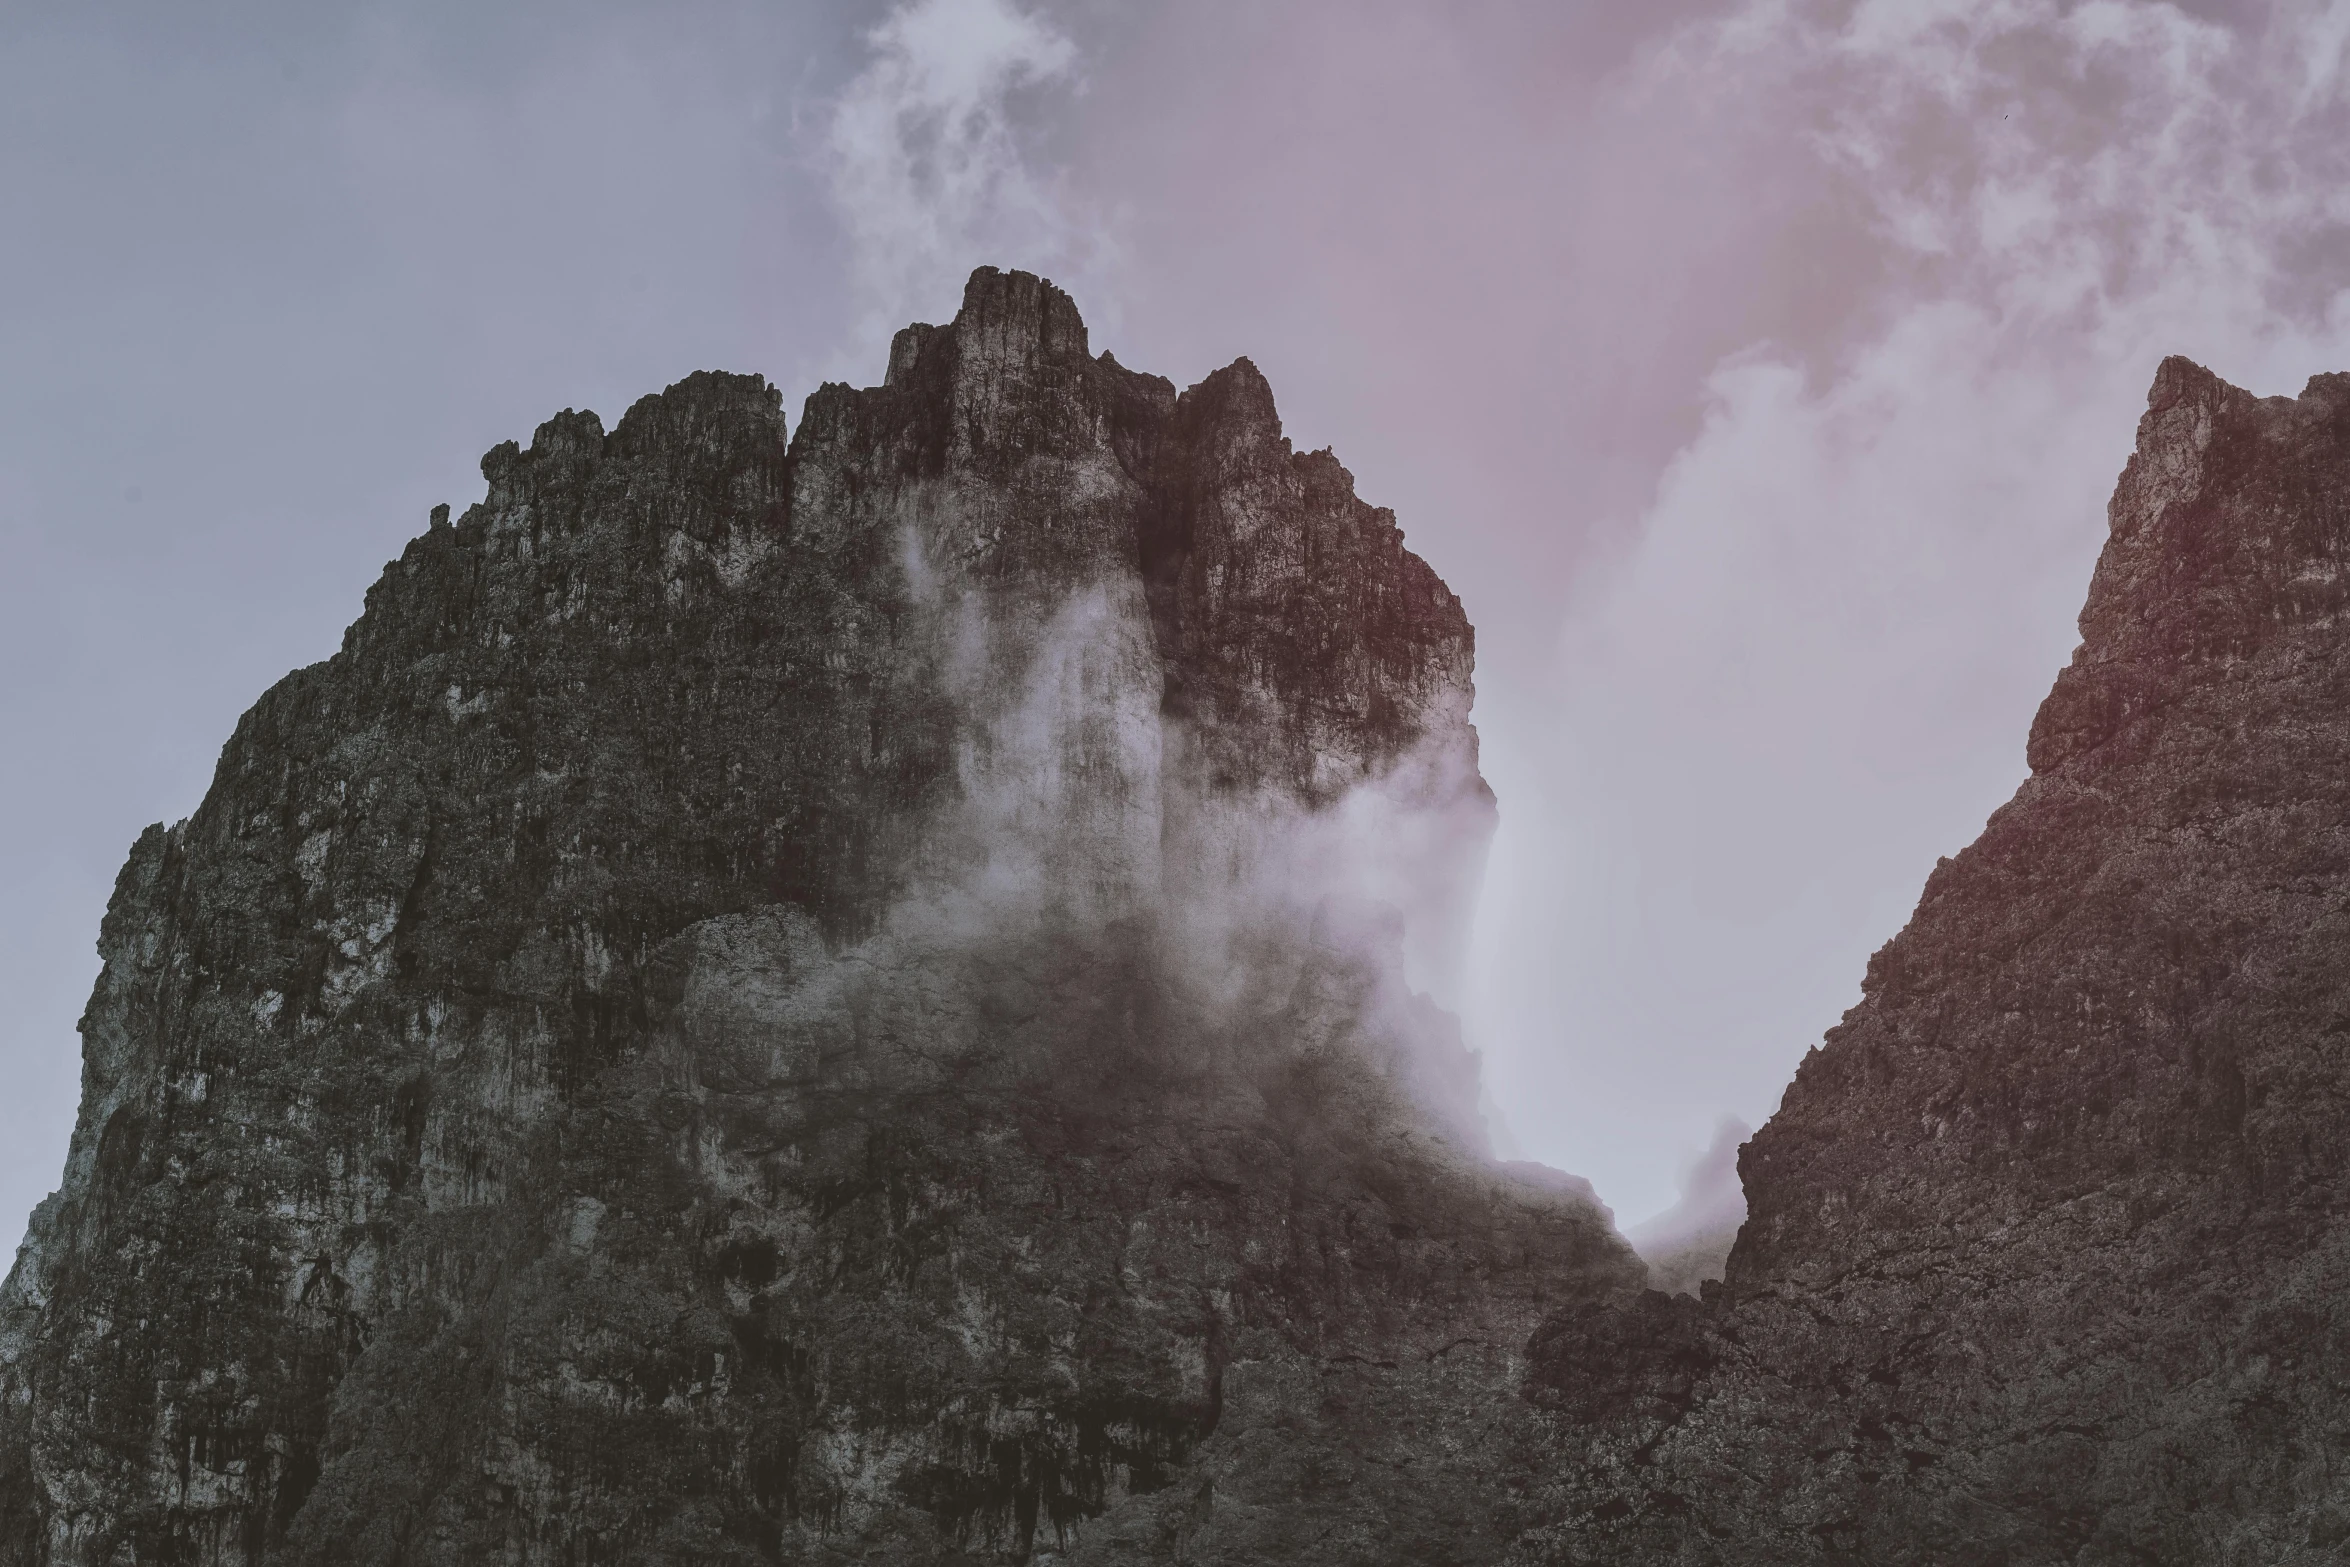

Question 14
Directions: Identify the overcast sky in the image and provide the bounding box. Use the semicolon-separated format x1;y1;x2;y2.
6;0;2348;1237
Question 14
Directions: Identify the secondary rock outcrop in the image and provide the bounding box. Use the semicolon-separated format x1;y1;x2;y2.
0;270;1637;1567
1522;358;2350;1565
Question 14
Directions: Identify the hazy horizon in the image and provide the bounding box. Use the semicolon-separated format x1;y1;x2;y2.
5;0;2348;1239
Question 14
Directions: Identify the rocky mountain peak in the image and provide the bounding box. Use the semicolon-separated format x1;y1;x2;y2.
0;269;1628;1567
2028;356;2350;774
1522;351;2350;1564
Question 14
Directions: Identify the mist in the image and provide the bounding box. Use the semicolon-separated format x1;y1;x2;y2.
5;0;2348;1245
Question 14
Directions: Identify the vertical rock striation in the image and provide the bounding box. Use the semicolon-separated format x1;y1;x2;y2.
0;269;1636;1567
1523;359;2350;1564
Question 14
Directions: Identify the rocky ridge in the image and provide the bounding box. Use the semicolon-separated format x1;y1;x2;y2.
1522;358;2350;1565
0;269;1637;1567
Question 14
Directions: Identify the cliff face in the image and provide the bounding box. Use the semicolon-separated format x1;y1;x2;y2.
1524;359;2350;1564
0;269;1637;1567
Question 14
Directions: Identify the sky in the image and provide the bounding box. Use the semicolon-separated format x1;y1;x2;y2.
5;0;2349;1240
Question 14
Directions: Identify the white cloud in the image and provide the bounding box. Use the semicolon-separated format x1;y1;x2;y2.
821;0;1115;363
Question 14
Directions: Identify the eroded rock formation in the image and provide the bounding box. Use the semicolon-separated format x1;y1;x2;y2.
0;270;1637;1567
1522;358;2350;1565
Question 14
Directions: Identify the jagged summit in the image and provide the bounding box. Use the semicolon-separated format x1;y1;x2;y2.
0;269;1631;1567
882;266;1096;391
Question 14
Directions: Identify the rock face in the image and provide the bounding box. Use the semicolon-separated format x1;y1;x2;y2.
1523;359;2350;1564
0;269;1638;1567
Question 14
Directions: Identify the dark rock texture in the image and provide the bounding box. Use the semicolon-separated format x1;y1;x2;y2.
0;269;1638;1567
1521;358;2350;1564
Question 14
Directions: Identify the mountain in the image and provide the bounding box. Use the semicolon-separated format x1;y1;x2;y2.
1622;1119;1746;1299
15;271;2350;1567
0;269;1638;1567
1522;358;2350;1564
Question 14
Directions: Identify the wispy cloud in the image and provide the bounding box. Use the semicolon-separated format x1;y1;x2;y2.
821;0;1115;363
1817;1;2350;340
